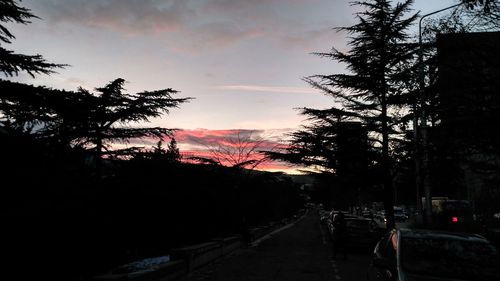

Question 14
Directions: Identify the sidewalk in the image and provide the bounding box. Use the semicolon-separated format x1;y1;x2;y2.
183;209;371;281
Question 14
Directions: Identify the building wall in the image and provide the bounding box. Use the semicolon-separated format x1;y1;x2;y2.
436;32;500;214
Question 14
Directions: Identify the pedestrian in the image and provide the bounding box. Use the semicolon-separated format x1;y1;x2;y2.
240;217;251;247
332;212;348;260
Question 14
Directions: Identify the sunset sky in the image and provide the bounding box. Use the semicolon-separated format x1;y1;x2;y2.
4;0;456;172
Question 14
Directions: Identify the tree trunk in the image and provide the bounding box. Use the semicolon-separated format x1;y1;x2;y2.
381;89;395;230
95;130;103;179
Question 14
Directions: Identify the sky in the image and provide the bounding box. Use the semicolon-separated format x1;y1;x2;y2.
3;0;457;173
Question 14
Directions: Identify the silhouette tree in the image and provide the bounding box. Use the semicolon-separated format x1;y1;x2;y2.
302;0;419;228
266;109;350;174
190;130;276;170
422;1;499;35
0;0;65;135
266;109;374;208
165;137;181;162
0;80;68;133
463;0;499;14
0;0;65;77
42;78;191;177
140;140;168;161
141;139;180;163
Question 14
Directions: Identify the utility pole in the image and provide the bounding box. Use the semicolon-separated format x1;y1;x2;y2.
413;98;422;224
417;3;462;226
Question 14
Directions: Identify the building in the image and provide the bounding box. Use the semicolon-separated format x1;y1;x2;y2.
436;32;500;215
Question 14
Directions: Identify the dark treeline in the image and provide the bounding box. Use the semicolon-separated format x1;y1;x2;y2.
1;129;303;280
0;2;304;280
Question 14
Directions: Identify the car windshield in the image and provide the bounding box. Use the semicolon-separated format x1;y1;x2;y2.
345;219;369;228
400;236;500;280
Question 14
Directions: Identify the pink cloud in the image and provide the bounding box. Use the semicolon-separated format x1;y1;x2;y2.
173;129;287;150
172;129;292;171
175;129;248;142
180;149;294;173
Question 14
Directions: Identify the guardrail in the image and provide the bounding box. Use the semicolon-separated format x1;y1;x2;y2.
170;236;242;272
93;259;187;281
92;209;306;281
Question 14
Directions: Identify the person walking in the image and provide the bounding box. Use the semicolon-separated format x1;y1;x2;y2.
240;217;252;247
332;212;348;260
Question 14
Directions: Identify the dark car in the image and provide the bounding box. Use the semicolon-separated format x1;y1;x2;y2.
327;210;355;226
330;210;352;220
334;217;384;250
393;207;408;222
319;209;331;224
367;228;500;281
362;210;375;219
483;213;500;249
380;207;408;224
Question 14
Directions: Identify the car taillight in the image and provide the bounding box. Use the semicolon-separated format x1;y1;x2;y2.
452;216;458;223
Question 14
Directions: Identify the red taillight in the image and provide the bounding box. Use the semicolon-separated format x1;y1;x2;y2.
452;216;459;223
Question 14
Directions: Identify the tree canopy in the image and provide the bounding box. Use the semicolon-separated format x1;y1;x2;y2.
278;0;420;228
0;78;191;177
0;0;65;77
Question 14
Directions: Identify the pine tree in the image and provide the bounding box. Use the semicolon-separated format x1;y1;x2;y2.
41;78;190;177
301;0;419;228
0;0;65;77
267;108;352;174
166;138;181;162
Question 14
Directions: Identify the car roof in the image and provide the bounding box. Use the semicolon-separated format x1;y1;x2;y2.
345;217;372;221
398;228;488;242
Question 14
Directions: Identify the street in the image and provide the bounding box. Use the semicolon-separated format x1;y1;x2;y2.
183;209;372;281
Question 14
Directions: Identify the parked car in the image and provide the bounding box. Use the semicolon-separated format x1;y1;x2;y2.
319;209;330;224
327;211;351;236
393;207;408;222
330;217;384;250
362;209;375;219
367;228;500;281
375;210;385;221
483;213;500;249
329;210;355;223
378;207;409;224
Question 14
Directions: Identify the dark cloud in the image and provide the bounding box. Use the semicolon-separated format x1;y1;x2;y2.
170;21;265;54
29;0;194;35
25;0;351;52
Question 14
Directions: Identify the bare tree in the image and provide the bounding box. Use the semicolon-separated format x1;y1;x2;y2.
189;130;280;170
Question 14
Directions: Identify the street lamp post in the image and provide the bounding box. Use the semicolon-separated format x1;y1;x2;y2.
417;3;463;225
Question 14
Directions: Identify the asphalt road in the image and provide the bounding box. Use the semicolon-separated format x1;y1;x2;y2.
184;209;372;281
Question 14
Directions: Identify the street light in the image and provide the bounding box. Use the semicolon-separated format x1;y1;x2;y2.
416;2;463;225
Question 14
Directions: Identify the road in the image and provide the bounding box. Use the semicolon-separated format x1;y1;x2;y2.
183;209;372;281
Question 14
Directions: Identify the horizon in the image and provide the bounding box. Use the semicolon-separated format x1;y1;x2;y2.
2;0;456;173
